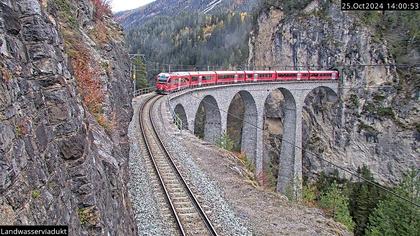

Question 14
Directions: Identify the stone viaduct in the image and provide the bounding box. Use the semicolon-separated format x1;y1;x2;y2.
167;81;338;198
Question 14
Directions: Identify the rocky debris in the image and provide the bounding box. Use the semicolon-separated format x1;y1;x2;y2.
0;0;136;234
251;1;419;184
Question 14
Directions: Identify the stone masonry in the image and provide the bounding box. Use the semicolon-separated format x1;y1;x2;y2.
168;81;338;197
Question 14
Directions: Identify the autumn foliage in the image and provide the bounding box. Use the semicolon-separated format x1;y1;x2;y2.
70;43;104;117
91;0;112;20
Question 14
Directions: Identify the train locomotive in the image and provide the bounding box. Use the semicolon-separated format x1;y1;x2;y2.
155;70;339;94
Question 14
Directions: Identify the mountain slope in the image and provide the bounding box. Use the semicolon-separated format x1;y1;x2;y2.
115;0;258;29
117;0;259;82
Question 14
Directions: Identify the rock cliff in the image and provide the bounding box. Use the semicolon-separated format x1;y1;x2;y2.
0;0;136;234
251;1;419;184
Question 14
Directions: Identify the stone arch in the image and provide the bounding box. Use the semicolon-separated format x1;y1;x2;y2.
302;86;339;180
264;87;297;193
194;95;222;143
174;104;188;130
304;86;339;108
226;90;258;163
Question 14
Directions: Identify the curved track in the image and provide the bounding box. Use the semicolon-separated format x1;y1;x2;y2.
139;95;218;236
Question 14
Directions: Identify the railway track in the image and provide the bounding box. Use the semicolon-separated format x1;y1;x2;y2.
139;94;218;236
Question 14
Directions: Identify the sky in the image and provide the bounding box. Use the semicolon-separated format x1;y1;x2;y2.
111;0;156;12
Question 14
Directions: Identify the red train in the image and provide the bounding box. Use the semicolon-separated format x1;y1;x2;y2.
155;70;339;94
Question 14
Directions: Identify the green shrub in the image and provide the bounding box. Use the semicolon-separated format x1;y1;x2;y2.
377;107;394;118
320;182;355;231
349;94;360;108
303;184;317;206
372;94;385;102
31;190;41;199
51;0;78;29
216;132;235;151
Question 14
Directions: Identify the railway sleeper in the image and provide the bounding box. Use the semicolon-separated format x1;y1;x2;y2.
173;202;192;209
168;188;183;193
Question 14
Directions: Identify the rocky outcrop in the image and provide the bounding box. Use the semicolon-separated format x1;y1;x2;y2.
252;1;419;184
0;0;136;234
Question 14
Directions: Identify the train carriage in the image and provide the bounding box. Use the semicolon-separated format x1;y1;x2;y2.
276;71;299;81
215;71;247;84
155;70;339;94
189;71;217;87
252;71;276;82
309;70;339;80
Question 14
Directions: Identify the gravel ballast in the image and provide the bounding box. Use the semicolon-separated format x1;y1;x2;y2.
128;95;170;236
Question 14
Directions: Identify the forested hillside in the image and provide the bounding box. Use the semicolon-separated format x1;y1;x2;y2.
127;12;253;74
117;0;258;82
116;0;258;28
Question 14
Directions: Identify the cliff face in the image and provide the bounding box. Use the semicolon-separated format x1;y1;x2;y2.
251;1;419;184
0;0;136;234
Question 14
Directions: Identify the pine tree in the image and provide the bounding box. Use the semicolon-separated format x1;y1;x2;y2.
365;170;420;236
320;181;355;231
133;55;148;89
349;165;385;236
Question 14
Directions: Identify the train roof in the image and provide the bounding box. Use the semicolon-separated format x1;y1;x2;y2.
188;71;217;75
169;72;190;76
214;71;240;74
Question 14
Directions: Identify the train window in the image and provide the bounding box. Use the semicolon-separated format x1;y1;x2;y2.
247;74;253;79
220;75;233;79
238;74;244;78
192;76;199;82
158;75;168;82
203;76;212;81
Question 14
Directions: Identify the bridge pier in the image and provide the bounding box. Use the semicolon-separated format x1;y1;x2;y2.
254;111;265;176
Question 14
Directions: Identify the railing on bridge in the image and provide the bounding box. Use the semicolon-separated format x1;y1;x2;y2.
134;87;156;97
173;113;183;131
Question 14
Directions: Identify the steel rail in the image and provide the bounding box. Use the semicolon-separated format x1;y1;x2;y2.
139;94;185;235
140;94;218;236
151;96;218;236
